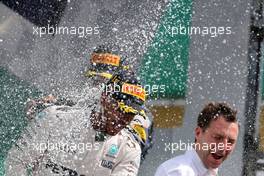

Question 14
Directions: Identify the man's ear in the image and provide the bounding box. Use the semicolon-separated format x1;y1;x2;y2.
195;126;202;140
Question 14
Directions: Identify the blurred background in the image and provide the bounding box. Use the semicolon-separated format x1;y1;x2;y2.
0;0;264;175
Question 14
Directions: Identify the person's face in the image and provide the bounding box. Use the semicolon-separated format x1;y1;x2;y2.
100;92;135;135
90;75;108;87
195;116;239;169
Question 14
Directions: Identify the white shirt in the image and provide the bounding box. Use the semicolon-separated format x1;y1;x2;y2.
155;147;218;176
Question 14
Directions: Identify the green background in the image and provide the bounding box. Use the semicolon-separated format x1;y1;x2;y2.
0;67;40;175
139;0;192;99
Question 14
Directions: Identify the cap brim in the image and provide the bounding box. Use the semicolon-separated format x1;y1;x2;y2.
117;100;145;116
84;70;113;79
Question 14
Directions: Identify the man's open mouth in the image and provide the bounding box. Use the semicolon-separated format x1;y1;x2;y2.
211;153;224;160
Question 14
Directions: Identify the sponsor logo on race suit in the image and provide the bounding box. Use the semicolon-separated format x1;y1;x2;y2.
101;159;115;170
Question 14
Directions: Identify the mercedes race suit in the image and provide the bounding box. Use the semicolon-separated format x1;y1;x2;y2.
5;105;141;176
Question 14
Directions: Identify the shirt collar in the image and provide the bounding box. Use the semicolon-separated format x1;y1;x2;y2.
186;147;218;176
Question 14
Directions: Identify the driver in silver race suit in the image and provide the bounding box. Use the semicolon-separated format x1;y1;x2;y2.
5;46;153;176
5;70;145;176
24;44;154;163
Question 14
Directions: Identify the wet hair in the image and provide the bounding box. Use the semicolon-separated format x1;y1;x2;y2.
197;102;237;131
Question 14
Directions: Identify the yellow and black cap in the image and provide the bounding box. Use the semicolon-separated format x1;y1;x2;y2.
85;45;128;79
105;70;146;116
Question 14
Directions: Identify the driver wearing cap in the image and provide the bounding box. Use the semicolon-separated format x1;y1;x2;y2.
24;44;154;164
5;70;146;176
